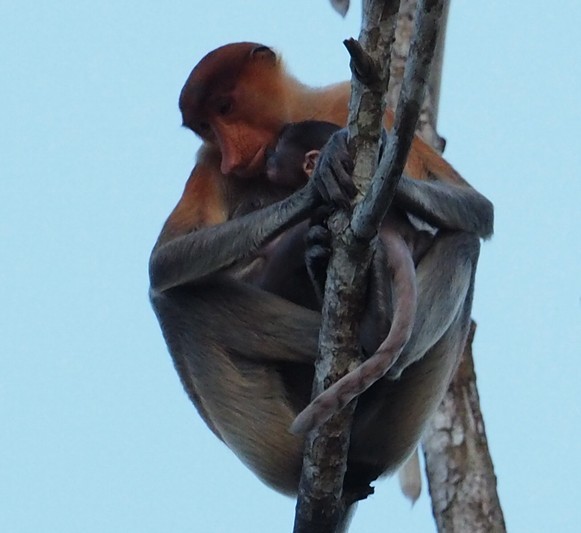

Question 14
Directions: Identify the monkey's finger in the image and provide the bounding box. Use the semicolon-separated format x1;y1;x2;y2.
310;205;333;227
321;160;353;207
341;154;354;175
312;171;332;204
318;168;349;207
330;157;357;200
328;128;350;152
306;232;331;252
378;128;389;160
306;244;331;260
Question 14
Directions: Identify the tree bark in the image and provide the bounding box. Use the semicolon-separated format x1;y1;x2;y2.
422;324;507;532
389;2;507;531
295;1;505;531
294;3;400;530
294;1;449;531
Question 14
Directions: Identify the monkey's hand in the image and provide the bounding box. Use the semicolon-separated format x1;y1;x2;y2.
305;207;333;304
311;129;356;208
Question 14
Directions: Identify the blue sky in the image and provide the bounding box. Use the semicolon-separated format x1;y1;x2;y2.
1;1;580;532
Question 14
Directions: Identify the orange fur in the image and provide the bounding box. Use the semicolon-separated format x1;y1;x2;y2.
158;147;227;244
162;42;465;241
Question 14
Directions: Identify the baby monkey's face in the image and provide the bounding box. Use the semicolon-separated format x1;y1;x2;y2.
265;140;319;189
265;120;339;188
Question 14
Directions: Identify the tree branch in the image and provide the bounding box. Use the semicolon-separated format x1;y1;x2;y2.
352;0;447;241
293;1;447;531
387;2;506;531
386;0;449;151
422;324;507;532
293;3;398;527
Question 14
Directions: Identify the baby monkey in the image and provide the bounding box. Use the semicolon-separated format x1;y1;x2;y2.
266;120;427;435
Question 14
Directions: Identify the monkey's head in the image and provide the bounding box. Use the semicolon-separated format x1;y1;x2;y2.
266;120;341;189
179;42;291;177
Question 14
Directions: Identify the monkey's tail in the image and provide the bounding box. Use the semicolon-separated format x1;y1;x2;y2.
290;231;417;435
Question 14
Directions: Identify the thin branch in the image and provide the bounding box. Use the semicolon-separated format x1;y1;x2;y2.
294;1;399;531
352;0;447;241
423;325;507;532
387;2;506;530
293;0;447;531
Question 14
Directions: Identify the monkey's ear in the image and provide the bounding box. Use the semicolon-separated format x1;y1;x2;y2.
303;150;320;177
250;45;277;64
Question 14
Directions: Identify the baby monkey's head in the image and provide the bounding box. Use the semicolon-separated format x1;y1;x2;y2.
266;120;340;188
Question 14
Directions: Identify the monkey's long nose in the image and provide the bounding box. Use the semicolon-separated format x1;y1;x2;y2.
221;145;265;177
220;150;245;175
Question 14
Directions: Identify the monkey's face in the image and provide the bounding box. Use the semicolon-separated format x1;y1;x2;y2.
265;143;309;189
179;43;289;178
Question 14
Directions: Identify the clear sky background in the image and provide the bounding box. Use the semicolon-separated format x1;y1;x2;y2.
1;1;580;532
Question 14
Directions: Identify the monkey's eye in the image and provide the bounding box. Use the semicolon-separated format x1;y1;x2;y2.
217;99;233;116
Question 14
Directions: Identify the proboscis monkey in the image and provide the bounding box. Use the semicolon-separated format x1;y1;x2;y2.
149;43;493;505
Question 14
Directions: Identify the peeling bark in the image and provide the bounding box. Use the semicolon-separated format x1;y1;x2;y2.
423;324;507;532
392;1;507;530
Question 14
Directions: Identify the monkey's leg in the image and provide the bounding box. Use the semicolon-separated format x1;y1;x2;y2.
151;278;319;494
253;221;322;310
290;228;416;435
347;236;478;489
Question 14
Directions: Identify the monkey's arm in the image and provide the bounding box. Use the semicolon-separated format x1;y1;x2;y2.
381;119;493;237
149;178;320;294
395;175;494;238
314;129;494;238
291;130;492;434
